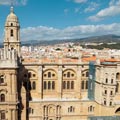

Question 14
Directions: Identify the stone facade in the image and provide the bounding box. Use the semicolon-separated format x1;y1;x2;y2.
0;7;120;120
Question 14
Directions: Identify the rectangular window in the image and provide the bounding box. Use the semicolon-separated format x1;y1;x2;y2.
110;101;112;106
44;81;47;90
105;78;108;83
86;81;88;89
110;91;113;95
48;72;51;78
10;29;14;37
104;100;106;105
81;81;84;89
105;90;107;94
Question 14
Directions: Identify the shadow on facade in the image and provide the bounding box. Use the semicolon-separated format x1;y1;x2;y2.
17;64;32;120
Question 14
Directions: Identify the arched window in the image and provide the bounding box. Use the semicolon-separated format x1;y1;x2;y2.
48;72;51;78
67;72;70;78
1;94;5;102
52;81;55;90
81;81;84;89
44;81;47;90
10;29;13;37
48;81;51;89
70;106;72;112
63;81;66;89
71;81;74;89
11;23;13;26
1;112;5;119
67;81;70;89
90;106;92;112
88;106;94;112
32;82;36;90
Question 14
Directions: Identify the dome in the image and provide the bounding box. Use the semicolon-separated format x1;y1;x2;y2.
6;7;19;23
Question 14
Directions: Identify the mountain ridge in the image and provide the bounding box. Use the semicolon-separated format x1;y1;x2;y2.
21;34;120;46
0;34;120;47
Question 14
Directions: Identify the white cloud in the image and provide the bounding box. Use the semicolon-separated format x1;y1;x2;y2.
20;0;27;5
73;0;87;3
109;0;115;6
75;8;80;13
64;9;69;14
109;0;120;6
0;0;27;6
84;2;99;13
20;23;120;41
88;4;120;21
116;0;120;5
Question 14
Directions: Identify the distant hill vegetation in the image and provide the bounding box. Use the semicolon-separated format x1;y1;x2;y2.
21;34;120;46
81;43;120;50
0;35;120;49
75;34;120;43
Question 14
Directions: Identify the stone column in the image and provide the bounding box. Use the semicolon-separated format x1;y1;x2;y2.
9;73;13;102
38;66;43;99
76;66;81;99
44;106;47;117
9;109;12;120
11;73;17;102
12;73;17;93
56;106;58;116
12;110;17;120
80;103;83;112
10;73;12;94
58;66;62;98
21;85;27;120
1;50;4;60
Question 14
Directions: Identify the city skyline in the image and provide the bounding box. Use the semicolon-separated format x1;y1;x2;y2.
0;0;120;41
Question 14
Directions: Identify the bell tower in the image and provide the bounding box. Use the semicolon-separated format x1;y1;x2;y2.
0;6;20;120
4;6;21;56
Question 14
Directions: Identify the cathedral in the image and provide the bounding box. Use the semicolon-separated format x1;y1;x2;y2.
0;7;120;120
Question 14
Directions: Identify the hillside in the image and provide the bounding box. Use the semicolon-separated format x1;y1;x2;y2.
21;34;120;46
0;34;120;48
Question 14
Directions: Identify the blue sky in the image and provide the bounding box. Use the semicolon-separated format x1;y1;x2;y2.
0;0;120;41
